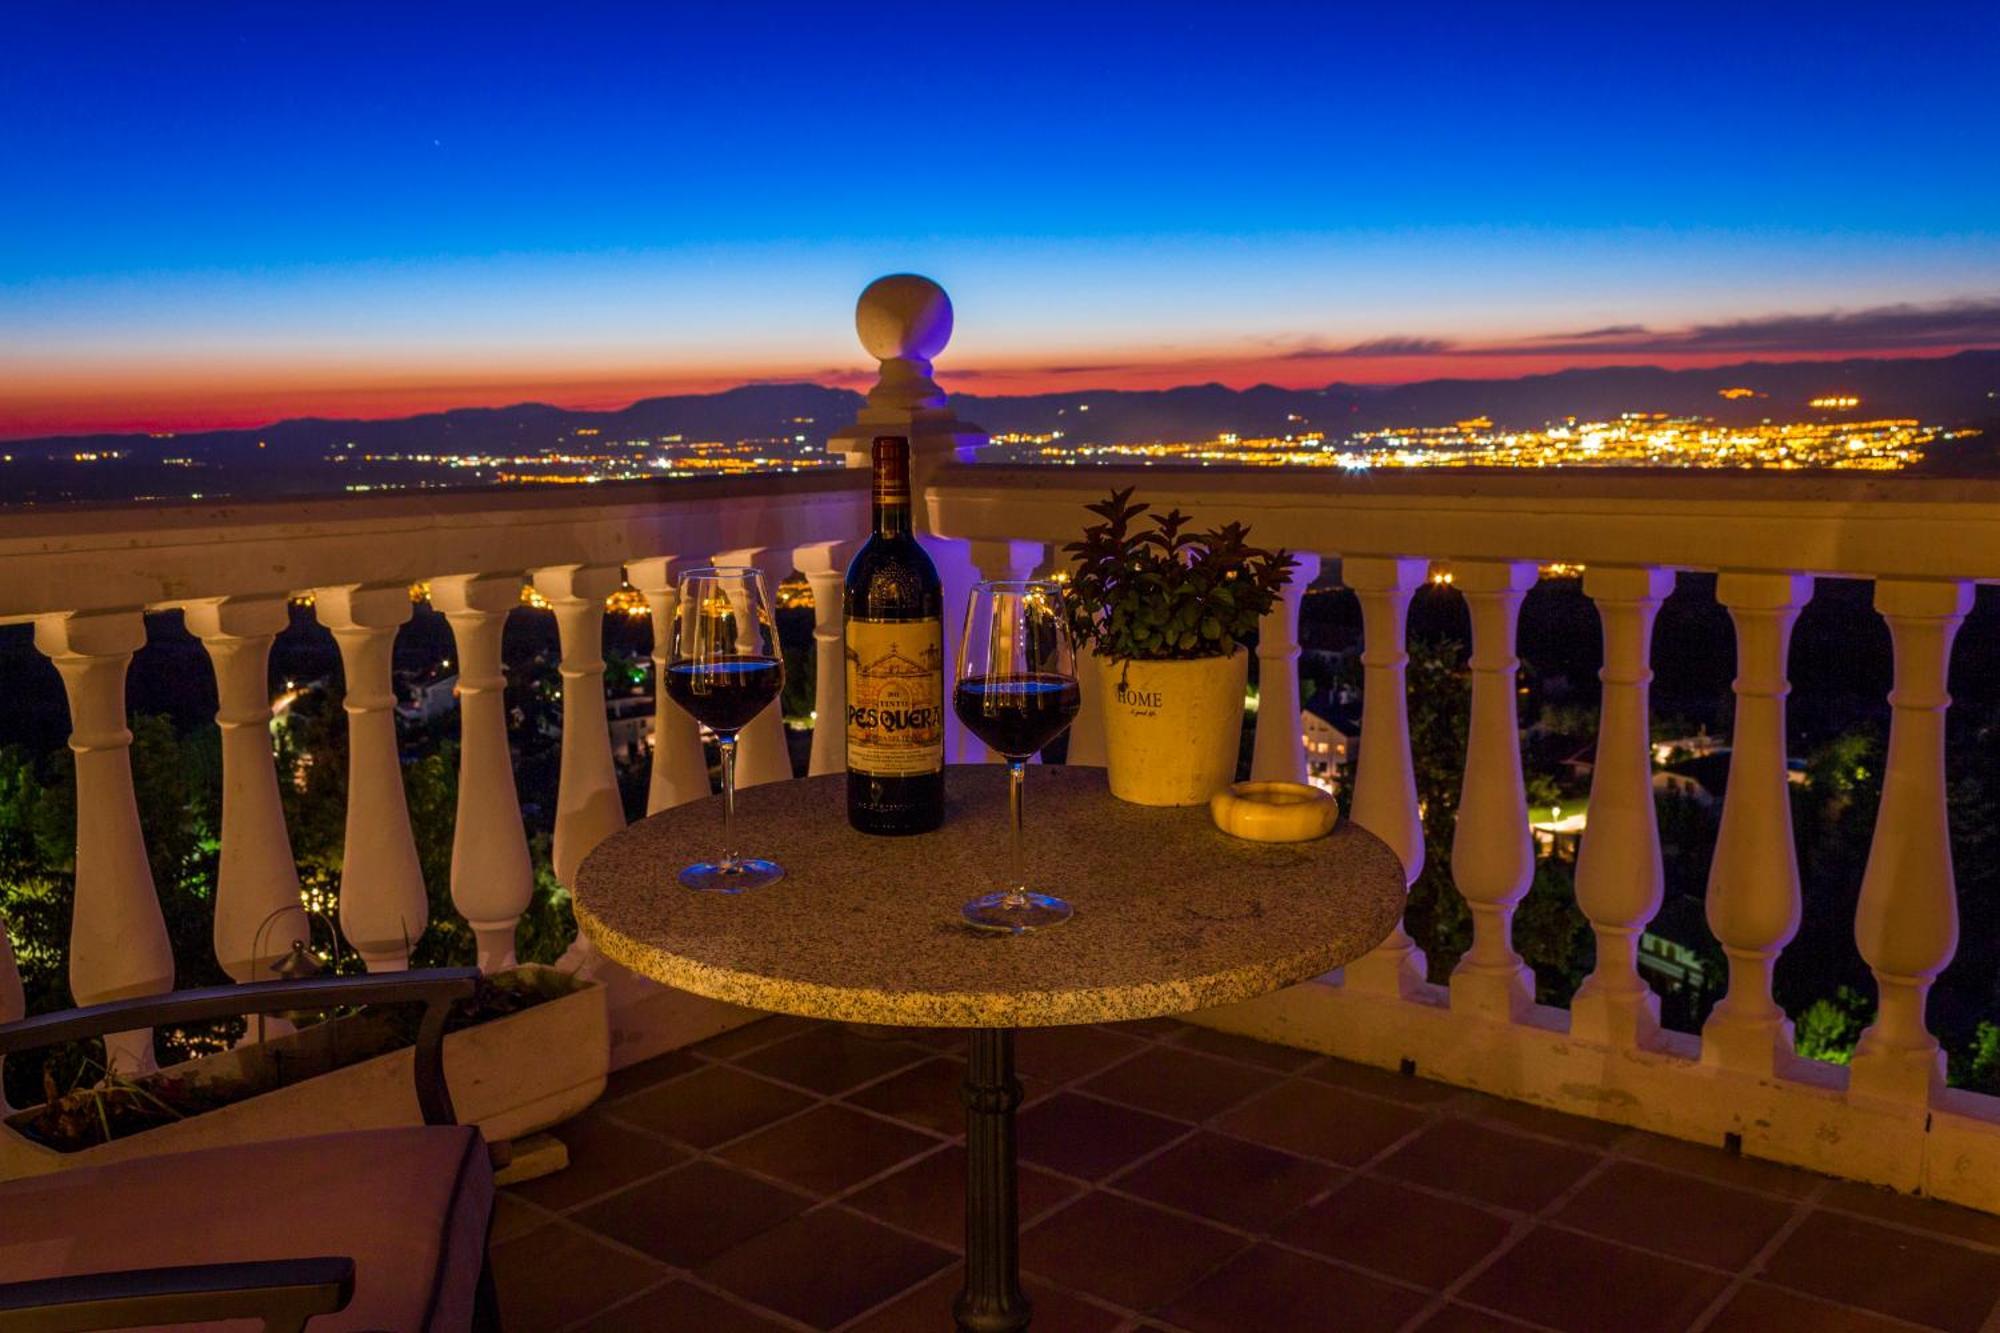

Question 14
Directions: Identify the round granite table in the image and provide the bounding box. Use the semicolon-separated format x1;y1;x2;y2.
575;764;1406;1332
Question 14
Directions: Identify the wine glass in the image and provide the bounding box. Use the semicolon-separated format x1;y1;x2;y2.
954;579;1082;931
666;567;785;892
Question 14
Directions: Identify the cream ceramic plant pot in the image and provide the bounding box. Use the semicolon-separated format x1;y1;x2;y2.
1097;647;1249;806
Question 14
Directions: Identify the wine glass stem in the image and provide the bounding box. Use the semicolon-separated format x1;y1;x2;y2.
718;733;739;872
1006;758;1027;907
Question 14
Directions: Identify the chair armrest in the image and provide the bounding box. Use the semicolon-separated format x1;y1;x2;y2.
0;1256;354;1333
0;970;482;1127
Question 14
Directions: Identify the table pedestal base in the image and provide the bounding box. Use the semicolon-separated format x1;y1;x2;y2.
954;1028;1031;1332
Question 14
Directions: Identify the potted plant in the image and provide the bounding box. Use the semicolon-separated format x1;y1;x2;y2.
1062;488;1297;805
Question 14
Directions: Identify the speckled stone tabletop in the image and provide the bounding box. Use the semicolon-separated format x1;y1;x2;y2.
574;765;1407;1029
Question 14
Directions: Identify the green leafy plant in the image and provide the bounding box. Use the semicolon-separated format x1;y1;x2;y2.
1061;487;1297;661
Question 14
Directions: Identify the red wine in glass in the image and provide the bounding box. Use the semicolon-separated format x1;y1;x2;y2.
953;673;1081;758
667;656;783;733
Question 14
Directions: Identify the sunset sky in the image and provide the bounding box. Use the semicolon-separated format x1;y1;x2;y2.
3;3;1997;438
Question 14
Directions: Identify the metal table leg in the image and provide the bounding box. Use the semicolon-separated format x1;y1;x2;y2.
955;1028;1031;1331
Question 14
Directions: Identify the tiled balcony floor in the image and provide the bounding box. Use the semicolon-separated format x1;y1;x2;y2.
493;1016;2000;1332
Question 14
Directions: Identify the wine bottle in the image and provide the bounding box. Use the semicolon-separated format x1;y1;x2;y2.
844;435;946;833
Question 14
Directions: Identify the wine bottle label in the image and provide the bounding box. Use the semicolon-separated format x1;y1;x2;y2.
845;618;944;776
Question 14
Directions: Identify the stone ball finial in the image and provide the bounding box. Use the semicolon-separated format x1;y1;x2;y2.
856;274;953;363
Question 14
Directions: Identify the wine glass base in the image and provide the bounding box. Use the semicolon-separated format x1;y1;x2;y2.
679;858;784;893
963;890;1073;933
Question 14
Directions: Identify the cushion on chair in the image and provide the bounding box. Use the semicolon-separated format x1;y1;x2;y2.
0;1125;493;1331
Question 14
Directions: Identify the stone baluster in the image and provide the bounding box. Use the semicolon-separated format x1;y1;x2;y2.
711;546;795;789
627;557;713;813
1065;649;1109;767
1701;572;1813;1075
1251;554;1321;783
1448;560;1539;1018
1850;579;1971;1107
532;565;627;889
184;597;307;986
964;540;1051;764
1569;567;1674;1048
794;541;858;777
34;611;174;1074
314;585;428;971
429;573;534;973
1338;557;1431;997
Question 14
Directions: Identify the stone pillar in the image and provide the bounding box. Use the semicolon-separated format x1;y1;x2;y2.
531;565;627;889
1701;572;1812;1075
0;914;24;1111
314;585;428;971
1065;649;1110;767
1447;560;1539;1019
794;541;858;777
1251;555;1321;783
34;610;174;1074
710;547;795;789
1339;557;1431;997
1850;578;1971;1107
185;596;307;986
1570;567;1674;1048
963;540;1051;764
627;557;713;813
429;573;534;973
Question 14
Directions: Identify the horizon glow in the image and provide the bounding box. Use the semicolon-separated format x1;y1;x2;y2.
3;5;1997;439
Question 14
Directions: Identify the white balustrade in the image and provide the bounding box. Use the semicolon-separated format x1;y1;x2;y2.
711;546;796;789
1850;578;1971;1107
1250;554;1320;783
793;541;858;777
313;584;428;971
1065;649;1109;767
1338;556;1430;998
531;565;627;888
33;610;174;1074
1569;566;1673;1049
1448;560;1539;1019
429;573;534;972
626;557;713;813
1702;572;1813;1076
184;596;306;984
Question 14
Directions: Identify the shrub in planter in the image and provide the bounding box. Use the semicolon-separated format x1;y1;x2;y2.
1062;488;1297;804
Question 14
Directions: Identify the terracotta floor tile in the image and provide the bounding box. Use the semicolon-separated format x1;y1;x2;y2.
1551;1161;1793;1269
600;1046;703;1103
846;1267;1126;1333
574;1281;794;1333
573;1158;813;1267
846;1144;1082;1247
1099;1016;1187;1040
1411;1305;1547;1332
1216;1079;1431;1167
1458;1094;1632;1148
1018;1092;1189;1181
609;1061;814;1149
1014;1025;1148;1082
737;1022;932;1095
718;1102;937;1197
1172;1025;1324;1072
491;1221;667;1330
1461;1227;1727;1333
1163;1243;1430;1333
489;1191;553;1245
1619;1130;1825;1200
845;1056;970;1136
1081;1045;1281;1123
1307;1057;1464;1107
1762;1210;2000;1332
1115;1131;1338;1231
505;1110;688;1212
1704;1282;1918;1333
698;1205;953;1328
1279;1175;1511;1290
1820;1179;2000;1249
1377;1119;1597;1213
1022;1191;1244;1312
691;1014;818;1060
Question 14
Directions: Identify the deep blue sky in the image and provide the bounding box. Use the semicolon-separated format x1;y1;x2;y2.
2;2;1996;434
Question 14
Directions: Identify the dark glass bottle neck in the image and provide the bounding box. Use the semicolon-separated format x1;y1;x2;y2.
874;494;912;538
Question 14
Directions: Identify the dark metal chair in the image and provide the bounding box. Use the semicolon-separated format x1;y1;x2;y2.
0;969;503;1332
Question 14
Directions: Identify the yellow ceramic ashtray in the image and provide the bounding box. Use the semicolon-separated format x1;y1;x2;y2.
1209;781;1339;843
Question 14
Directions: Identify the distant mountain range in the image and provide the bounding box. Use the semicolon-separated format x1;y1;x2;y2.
5;350;1997;504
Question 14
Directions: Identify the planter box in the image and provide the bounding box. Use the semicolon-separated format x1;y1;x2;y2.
0;964;607;1181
